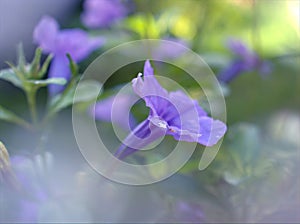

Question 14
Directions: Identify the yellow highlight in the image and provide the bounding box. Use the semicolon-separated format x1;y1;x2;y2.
126;14;160;38
171;16;196;40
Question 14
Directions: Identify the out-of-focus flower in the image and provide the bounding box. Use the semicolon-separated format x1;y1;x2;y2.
173;201;205;222
4;155;49;222
115;60;227;159
157;200;205;223
151;38;189;59
33;16;104;94
2;152;91;222
81;0;127;28
218;39;272;83
90;94;137;130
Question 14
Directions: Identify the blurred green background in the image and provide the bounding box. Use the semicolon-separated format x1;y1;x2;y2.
0;0;299;222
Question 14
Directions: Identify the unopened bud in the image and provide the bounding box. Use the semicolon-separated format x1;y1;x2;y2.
0;142;20;190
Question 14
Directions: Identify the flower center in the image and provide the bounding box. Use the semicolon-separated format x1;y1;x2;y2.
149;116;168;130
157;121;168;129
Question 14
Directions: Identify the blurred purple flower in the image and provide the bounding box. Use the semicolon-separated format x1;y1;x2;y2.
157;200;205;223
218;39;271;83
115;60;227;159
90;94;137;130
33;16;104;95
81;0;127;28
152;38;189;59
174;201;205;222
5;155;49;222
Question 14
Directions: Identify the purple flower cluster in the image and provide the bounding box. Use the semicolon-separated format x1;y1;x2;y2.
218;39;271;83
33;16;104;94
81;0;128;28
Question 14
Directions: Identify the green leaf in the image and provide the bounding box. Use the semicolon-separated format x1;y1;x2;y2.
17;43;26;73
67;54;78;77
0;68;22;88
29;48;42;77
157;173;230;219
49;86;76;115
0;105;30;129
49;79;102;115
73;80;102;104
228;123;261;165
158;174;207;200
27;77;67;87
220;123;261;185
37;54;53;78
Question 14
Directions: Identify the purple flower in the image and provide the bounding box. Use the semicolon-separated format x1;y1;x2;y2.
81;0;127;28
218;39;271;83
33;16;104;94
152;38;189;59
157;200;205;223
115;60;227;159
90;94;137;130
3;155;48;222
174;201;205;222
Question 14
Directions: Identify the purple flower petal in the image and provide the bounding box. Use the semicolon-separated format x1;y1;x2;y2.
227;38;258;67
55;29;104;61
227;38;251;58
91;94;137;130
48;56;70;95
132;63;169;116
219;38;272;83
174;201;205;222
168;90;207;119
34;16;104;60
115;119;167;159
166;91;207;142
217;60;247;83
81;0;127;28
198;117;227;146
152;38;189;59
33;16;59;53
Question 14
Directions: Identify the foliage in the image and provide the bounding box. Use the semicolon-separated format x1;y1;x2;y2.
0;0;299;223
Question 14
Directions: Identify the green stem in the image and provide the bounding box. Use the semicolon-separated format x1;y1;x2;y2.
26;88;38;125
14;117;32;130
268;53;300;60
252;0;262;53
34;122;53;156
192;1;209;51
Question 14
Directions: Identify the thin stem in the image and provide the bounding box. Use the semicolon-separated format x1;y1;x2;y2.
14;117;32;130
268;53;300;61
192;1;209;51
252;0;262;53
34;123;52;154
26;88;38;125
